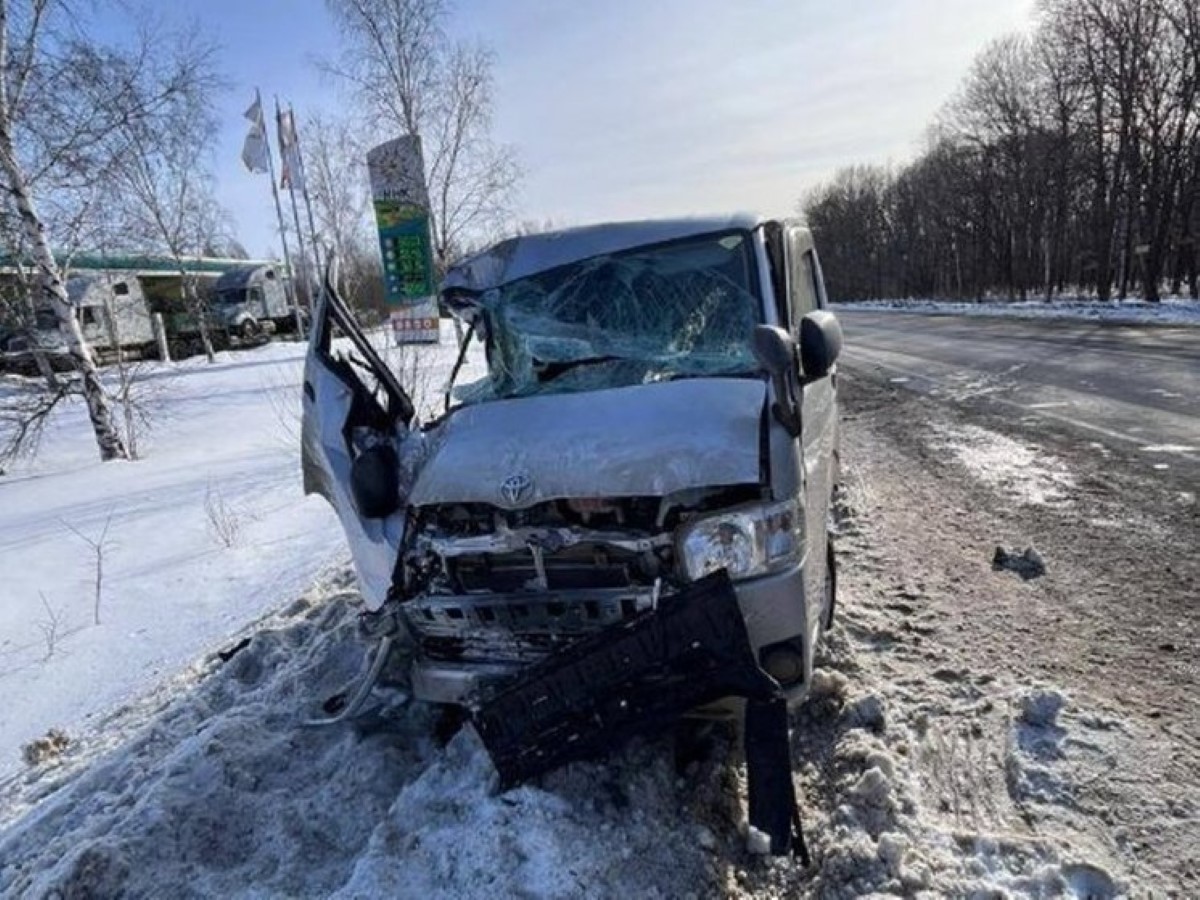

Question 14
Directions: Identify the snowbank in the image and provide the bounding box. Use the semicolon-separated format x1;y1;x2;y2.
835;296;1200;326
0;563;1127;900
0;323;480;779
0;571;722;899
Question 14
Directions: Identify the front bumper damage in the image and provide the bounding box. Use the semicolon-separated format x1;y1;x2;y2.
471;571;809;859
301;271;812;858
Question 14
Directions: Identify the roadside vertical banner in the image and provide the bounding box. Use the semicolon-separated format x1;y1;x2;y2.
366;136;440;344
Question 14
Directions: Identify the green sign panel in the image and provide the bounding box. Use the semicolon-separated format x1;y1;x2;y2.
375;200;435;307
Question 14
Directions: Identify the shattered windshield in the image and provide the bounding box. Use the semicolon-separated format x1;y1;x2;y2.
465;230;761;402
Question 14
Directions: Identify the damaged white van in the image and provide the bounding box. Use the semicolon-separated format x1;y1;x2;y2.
302;215;842;853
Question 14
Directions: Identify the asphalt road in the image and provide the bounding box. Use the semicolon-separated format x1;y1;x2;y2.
835;309;1200;474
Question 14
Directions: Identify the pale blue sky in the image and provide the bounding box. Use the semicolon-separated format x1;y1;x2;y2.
122;0;1035;256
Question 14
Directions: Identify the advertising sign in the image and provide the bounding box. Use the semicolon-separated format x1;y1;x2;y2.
367;136;440;344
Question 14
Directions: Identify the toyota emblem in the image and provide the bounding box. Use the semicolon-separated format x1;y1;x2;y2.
500;473;533;506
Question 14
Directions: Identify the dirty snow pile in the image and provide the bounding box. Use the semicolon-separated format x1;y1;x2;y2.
737;623;1129;900
0;570;724;899
0;564;1129;899
836;295;1200;326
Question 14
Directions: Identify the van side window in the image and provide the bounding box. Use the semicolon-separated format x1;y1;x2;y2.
809;252;827;310
787;237;819;328
763;221;788;325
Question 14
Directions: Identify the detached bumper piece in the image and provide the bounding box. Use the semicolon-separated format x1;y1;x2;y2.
471;571;809;858
746;697;810;864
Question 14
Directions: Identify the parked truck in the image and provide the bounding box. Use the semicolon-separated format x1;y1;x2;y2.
1;263;304;373
0;274;157;372
208;265;300;340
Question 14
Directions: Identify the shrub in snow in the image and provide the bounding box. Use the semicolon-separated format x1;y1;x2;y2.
204;483;244;548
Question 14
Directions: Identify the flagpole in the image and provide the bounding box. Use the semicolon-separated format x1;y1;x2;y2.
275;96;313;320
257;88;305;338
288;103;325;289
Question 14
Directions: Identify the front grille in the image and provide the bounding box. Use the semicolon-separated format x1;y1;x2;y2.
406;587;658;664
448;543;643;593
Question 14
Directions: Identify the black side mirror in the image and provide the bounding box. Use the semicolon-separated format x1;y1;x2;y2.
752;324;794;376
752;324;801;436
798;310;843;381
351;444;401;519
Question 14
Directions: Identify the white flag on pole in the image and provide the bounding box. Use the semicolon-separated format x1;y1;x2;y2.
276;106;305;192
241;93;270;174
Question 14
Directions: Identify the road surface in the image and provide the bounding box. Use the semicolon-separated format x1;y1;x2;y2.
835;309;1199;475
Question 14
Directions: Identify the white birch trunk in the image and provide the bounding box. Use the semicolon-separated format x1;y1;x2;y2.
182;273;216;363
0;141;129;461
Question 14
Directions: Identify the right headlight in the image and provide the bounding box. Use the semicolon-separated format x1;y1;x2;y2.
677;498;804;582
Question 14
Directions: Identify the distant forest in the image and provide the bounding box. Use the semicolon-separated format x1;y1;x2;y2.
803;0;1200;303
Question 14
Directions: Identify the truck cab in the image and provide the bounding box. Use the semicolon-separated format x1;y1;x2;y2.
209;265;297;340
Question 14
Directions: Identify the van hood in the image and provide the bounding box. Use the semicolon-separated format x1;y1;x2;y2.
408;377;767;508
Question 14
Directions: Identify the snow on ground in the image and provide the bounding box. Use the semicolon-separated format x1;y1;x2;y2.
0;561;1127;899
0;321;478;780
835;296;1200;326
0;570;724;899
929;423;1076;507
752;486;1132;899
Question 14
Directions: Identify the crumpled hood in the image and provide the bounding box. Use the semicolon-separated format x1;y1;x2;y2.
408;377;767;508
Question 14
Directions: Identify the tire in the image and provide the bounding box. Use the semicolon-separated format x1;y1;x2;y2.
822;538;837;631
239;319;261;342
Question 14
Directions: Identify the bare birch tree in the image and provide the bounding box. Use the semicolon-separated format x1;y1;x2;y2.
300;112;392;323
0;2;218;461
325;0;520;266
107;32;226;361
0;1;124;459
303;114;374;293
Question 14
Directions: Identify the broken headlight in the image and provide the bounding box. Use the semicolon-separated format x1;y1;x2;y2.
677;499;803;582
